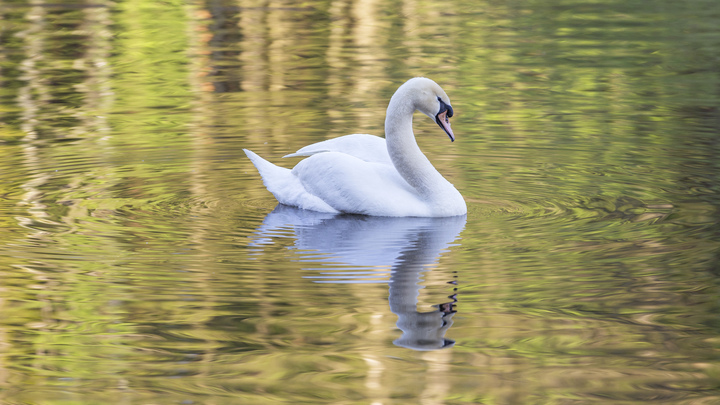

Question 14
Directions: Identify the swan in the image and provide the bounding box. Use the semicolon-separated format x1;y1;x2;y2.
243;77;466;217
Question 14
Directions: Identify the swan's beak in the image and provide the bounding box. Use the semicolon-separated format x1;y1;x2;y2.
435;110;454;142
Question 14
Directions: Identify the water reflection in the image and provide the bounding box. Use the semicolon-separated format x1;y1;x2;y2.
0;0;719;402
251;205;465;350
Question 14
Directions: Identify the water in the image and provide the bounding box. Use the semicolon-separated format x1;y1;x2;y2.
1;0;719;403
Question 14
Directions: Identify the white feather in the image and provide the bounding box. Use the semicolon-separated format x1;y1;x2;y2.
244;77;467;217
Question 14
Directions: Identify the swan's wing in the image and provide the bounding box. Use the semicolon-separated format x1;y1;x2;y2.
284;134;392;165
292;152;429;216
244;149;339;213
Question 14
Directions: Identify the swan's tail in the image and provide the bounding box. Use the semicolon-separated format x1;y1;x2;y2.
243;149;291;192
243;149;339;213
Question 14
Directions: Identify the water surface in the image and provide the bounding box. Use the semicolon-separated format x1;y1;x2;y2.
1;0;719;403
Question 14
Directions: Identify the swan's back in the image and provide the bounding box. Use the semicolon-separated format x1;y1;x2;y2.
284;134;392;165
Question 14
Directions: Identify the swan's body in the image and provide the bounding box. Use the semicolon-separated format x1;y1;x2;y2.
244;77;466;217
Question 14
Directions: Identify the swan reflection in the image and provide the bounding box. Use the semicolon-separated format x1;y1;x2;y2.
251;205;466;350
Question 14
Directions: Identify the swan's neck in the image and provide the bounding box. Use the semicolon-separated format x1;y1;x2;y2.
384;93;448;197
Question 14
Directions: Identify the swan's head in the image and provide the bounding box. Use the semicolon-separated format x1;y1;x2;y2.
405;77;455;142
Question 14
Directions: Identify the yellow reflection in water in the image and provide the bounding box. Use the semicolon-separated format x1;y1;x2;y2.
0;0;719;403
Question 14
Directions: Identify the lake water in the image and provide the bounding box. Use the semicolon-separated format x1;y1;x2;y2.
1;0;719;403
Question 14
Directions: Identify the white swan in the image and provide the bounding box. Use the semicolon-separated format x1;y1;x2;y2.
243;77;466;217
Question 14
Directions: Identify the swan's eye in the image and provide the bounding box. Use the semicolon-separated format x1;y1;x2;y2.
437;97;453;118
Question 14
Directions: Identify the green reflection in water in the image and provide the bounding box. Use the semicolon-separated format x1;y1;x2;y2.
0;0;719;403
